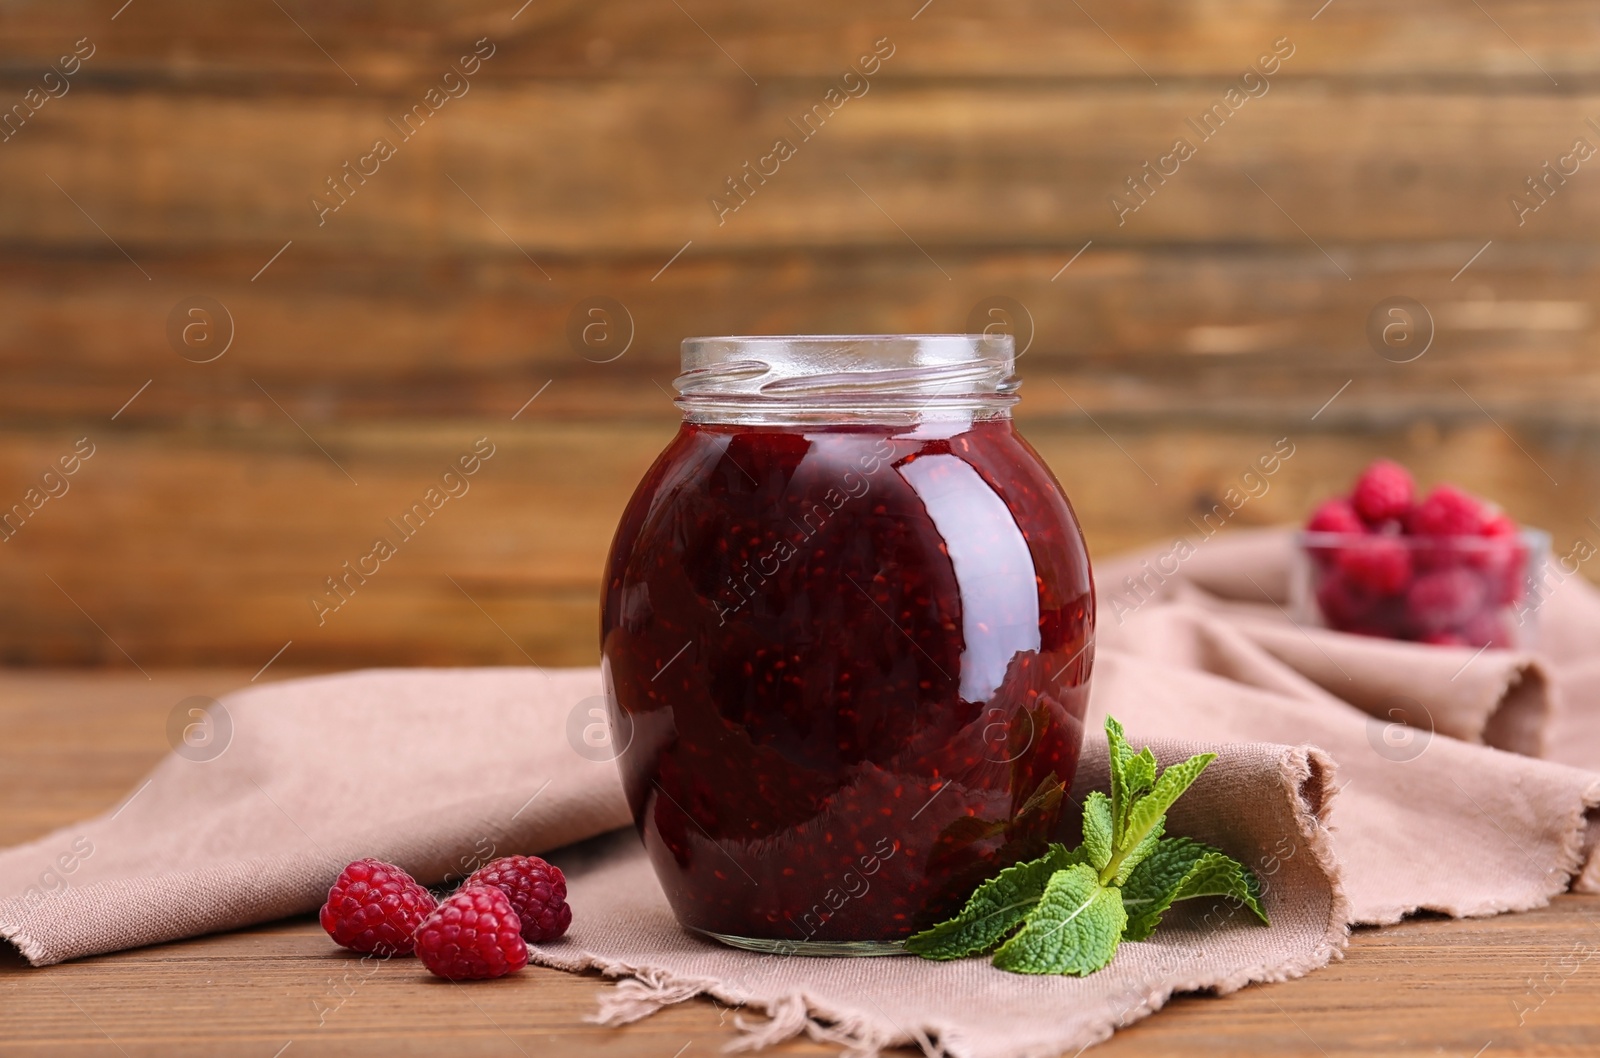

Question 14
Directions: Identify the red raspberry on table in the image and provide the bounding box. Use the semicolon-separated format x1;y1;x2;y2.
1406;568;1487;631
1350;459;1415;525
320;858;437;956
1306;498;1366;535
414;886;529;980
1409;484;1487;537
466;855;572;943
1335;536;1412;596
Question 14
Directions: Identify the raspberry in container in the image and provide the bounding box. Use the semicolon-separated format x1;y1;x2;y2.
1292;460;1550;648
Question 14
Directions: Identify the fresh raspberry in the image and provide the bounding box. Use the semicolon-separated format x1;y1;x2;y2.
1315;573;1372;629
414;886;529;980
1406;568;1487;631
1409;484;1487;537
466;856;572;942
1335;536;1412;596
1350;460;1415;525
1480;510;1518;541
1306;498;1366;535
320;858;437;956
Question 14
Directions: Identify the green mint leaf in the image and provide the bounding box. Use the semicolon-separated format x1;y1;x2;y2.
1112;817;1164;885
1168;852;1267;922
991;863;1126;975
1120;836;1211;940
1121;836;1269;940
1105;717;1156;846
1128;747;1157;796
1081;791;1114;871
1117;749;1158;841
911;717;1264;977
1118;752;1216;861
904;844;1083;959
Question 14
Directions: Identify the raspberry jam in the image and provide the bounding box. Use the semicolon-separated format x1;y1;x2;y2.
600;336;1094;953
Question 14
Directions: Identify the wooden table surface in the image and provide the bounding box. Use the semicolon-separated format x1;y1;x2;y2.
4;671;1600;1057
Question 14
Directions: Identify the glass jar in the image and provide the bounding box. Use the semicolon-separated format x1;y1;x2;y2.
599;335;1095;954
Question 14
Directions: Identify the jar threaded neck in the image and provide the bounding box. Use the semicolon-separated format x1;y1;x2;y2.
675;334;1018;424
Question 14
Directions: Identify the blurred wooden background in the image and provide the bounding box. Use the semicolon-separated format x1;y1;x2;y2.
1;0;1597;670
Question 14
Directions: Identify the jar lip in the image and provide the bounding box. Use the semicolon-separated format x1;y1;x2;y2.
676;334;1018;424
682;333;1014;344
682;334;1014;363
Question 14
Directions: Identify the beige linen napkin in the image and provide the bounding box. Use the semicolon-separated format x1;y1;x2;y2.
4;527;1600;1057
542;738;1343;1058
0;665;1347;1058
0;668;630;965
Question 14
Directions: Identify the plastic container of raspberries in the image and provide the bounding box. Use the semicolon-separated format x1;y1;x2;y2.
1290;460;1549;649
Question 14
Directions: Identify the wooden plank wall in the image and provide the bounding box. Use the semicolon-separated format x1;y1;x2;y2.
1;0;1597;669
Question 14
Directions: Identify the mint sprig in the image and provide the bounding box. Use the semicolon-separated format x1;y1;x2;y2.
904;716;1269;975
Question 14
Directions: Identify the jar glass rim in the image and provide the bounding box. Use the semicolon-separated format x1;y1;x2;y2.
676;333;1019;424
682;333;1014;343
